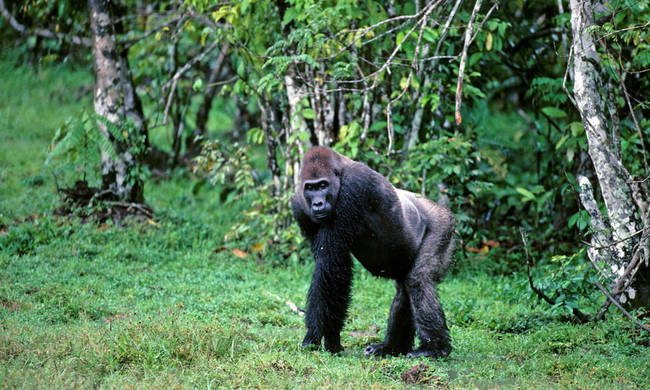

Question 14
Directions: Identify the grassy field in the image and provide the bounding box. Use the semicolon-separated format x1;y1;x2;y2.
1;57;649;389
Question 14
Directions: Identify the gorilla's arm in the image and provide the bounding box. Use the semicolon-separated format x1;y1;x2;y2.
302;230;353;353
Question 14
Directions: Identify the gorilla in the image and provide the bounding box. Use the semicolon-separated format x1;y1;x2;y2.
291;146;455;358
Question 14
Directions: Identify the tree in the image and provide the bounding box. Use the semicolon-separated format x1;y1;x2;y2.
88;0;148;203
0;0;238;217
568;0;649;313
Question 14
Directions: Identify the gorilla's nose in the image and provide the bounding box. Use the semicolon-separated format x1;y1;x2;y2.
312;200;324;211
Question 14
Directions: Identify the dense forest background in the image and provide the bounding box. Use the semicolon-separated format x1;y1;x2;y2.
1;0;649;388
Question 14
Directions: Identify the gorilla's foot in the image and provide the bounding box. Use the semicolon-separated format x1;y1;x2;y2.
302;338;343;353
364;343;411;357
363;343;391;357
405;345;451;359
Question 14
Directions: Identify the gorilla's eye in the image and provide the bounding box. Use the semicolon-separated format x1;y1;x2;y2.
319;181;328;189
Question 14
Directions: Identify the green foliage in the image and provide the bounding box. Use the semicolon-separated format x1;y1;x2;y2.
194;141;256;196
44;111;150;190
525;249;601;317
3;6;650;387
391;135;495;240
0;0;90;64
45;110;107;187
195;140;309;262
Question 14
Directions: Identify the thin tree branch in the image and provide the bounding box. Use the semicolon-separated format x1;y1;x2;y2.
122;14;189;48
161;40;221;125
370;0;444;91
596;20;650;41
384;0;442;155
599;40;649;176
521;228;589;323
455;0;484;125
103;201;154;217
432;0;464;67
468;1;499;45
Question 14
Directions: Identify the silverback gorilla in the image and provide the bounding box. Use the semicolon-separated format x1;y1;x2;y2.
291;146;455;358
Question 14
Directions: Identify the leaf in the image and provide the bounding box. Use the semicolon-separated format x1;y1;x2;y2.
486;33;493;51
396;31;406;46
541;106;567;118
423;27;438;43
555;134;569;150
297;130;310;142
212;6;230;23
515;187;536;201
232;249;247;258
302;108;315;119
569;121;584;136
399;77;410;90
566;147;575;162
464;84;486;99
192;78;204;92
370;121;387;131
282;7;298;27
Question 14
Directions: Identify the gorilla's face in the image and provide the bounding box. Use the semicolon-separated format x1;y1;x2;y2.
302;176;339;223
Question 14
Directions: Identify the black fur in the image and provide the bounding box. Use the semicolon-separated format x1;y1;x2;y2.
292;147;455;358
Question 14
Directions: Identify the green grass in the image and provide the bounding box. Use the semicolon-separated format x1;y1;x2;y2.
1;55;649;389
0;56;93;225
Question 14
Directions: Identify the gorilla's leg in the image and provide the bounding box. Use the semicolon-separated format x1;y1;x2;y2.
405;235;452;358
364;280;415;356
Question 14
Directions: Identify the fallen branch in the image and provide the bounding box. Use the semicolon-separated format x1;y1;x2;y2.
594;281;650;334
102;201;154;218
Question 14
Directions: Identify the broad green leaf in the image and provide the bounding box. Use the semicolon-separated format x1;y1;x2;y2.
515;187;536;200
297;130;310;142
569;121;584;136
555;134;569;150
541;106;567;118
302;108;315;119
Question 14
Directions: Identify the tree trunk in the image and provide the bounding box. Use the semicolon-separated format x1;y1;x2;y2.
88;0;147;203
569;0;648;306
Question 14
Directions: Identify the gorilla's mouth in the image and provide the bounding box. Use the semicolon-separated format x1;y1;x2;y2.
313;211;330;222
